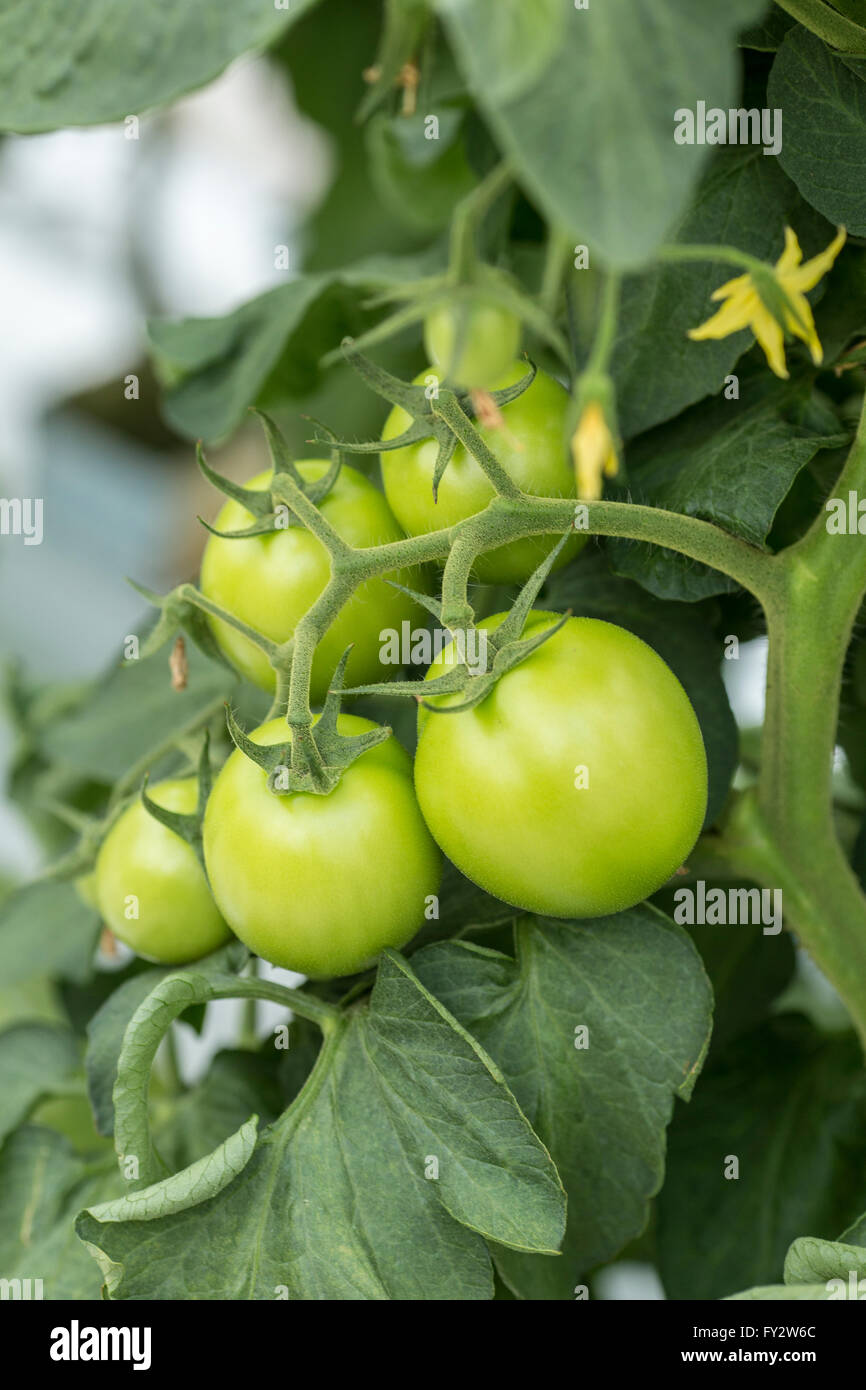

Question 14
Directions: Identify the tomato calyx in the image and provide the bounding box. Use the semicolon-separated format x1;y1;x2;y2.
342;529;573;714
314;340;536;501
139;733;213;869
196;414;343;541
225;648;392;796
127;576;241;673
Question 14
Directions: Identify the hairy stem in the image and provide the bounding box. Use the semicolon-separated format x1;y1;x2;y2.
734;398;866;1048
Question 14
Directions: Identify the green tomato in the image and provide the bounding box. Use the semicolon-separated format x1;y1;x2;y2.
203;714;441;978
381;362;584;585
414;612;707;918
95;779;232;964
199;462;426;701
423;299;521;389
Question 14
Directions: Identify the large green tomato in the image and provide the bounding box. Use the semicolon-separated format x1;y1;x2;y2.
200;461;426;701
95;779;232;963
414;613;707;918
381;363;583;585
423;299;521;390
203;714;441;978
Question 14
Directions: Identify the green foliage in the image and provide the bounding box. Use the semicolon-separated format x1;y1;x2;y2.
0;882;100;988
658;1016;866;1299
78;953;565;1298
413;906;712;1298
0;1024;80;1143
770;29;866;233
728;1218;866;1299
611;150;831;438
0;0;320;132
3;0;866;1306
608;375;849;601
437;0;766;267
0;1128;119;1300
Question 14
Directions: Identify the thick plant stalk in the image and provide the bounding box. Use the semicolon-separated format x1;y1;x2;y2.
746;399;866;1048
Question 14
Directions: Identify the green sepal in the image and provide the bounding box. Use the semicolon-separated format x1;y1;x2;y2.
751;265;812;341
139;733;213;870
197;418;343;541
130;570;283;670
196;442;274;518
252;410;343;505
384;579;445;624
224;705;291;784
197;515;282;541
320;344;535;499
431;430;458;502
225;649;393;796
128;580;238;673
344;529;575;711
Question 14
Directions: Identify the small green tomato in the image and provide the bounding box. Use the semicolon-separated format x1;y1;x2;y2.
95;778;232;964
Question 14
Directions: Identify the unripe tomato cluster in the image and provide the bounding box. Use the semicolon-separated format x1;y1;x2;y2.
95;307;708;976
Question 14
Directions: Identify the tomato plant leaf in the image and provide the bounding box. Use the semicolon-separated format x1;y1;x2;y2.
0;880;100;989
412;905;713;1299
649;892;797;1054
607;379;849;601
153;1049;292;1174
40;643;236;784
769;28;866;235
437;0;766;268
0;1023;80;1143
148;251;445;443
365;109;478;232
740;10;796;51
611;148;832;440
0;0;320;133
658;1015;866;1299
85;940;247;1137
727;1222;866;1300
783;1234;866;1285
840;1208;866;1246
77;951;565;1298
0;1127;120;1300
727;1281;842;1300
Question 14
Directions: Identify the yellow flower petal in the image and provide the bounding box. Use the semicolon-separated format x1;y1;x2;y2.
688;290;757;341
785;226;847;293
775;226;803;275
710;271;751;301
689;226;844;375
571;402;618;500
751;304;789;378
783;291;822;364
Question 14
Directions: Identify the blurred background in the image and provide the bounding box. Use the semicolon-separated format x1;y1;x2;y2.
0;52;332;870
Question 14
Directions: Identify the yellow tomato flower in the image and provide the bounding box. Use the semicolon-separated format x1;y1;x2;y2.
688;226;846;379
571;400;619;500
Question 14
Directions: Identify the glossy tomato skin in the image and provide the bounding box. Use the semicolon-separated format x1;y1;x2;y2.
95;778;233;964
381;363;584;585
200;461;426;701
423;300;521;389
415;613;707;918
203;714;441;978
